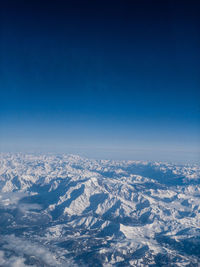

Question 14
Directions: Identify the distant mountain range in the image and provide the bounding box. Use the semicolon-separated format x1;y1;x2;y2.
0;153;199;266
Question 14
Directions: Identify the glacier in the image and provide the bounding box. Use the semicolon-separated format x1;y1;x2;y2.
0;153;200;266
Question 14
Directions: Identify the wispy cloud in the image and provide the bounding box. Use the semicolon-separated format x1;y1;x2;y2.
1;235;77;267
0;250;30;267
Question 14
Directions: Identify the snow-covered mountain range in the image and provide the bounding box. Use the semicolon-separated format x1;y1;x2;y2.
0;153;200;266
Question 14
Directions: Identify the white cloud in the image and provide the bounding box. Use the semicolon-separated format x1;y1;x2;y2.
0;250;31;267
1;235;77;267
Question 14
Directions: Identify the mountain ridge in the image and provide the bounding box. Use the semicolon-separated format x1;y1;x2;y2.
0;153;199;266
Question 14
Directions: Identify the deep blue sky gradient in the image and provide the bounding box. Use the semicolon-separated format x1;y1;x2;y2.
0;0;200;162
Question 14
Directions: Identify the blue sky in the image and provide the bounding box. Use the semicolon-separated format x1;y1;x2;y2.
0;0;199;162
